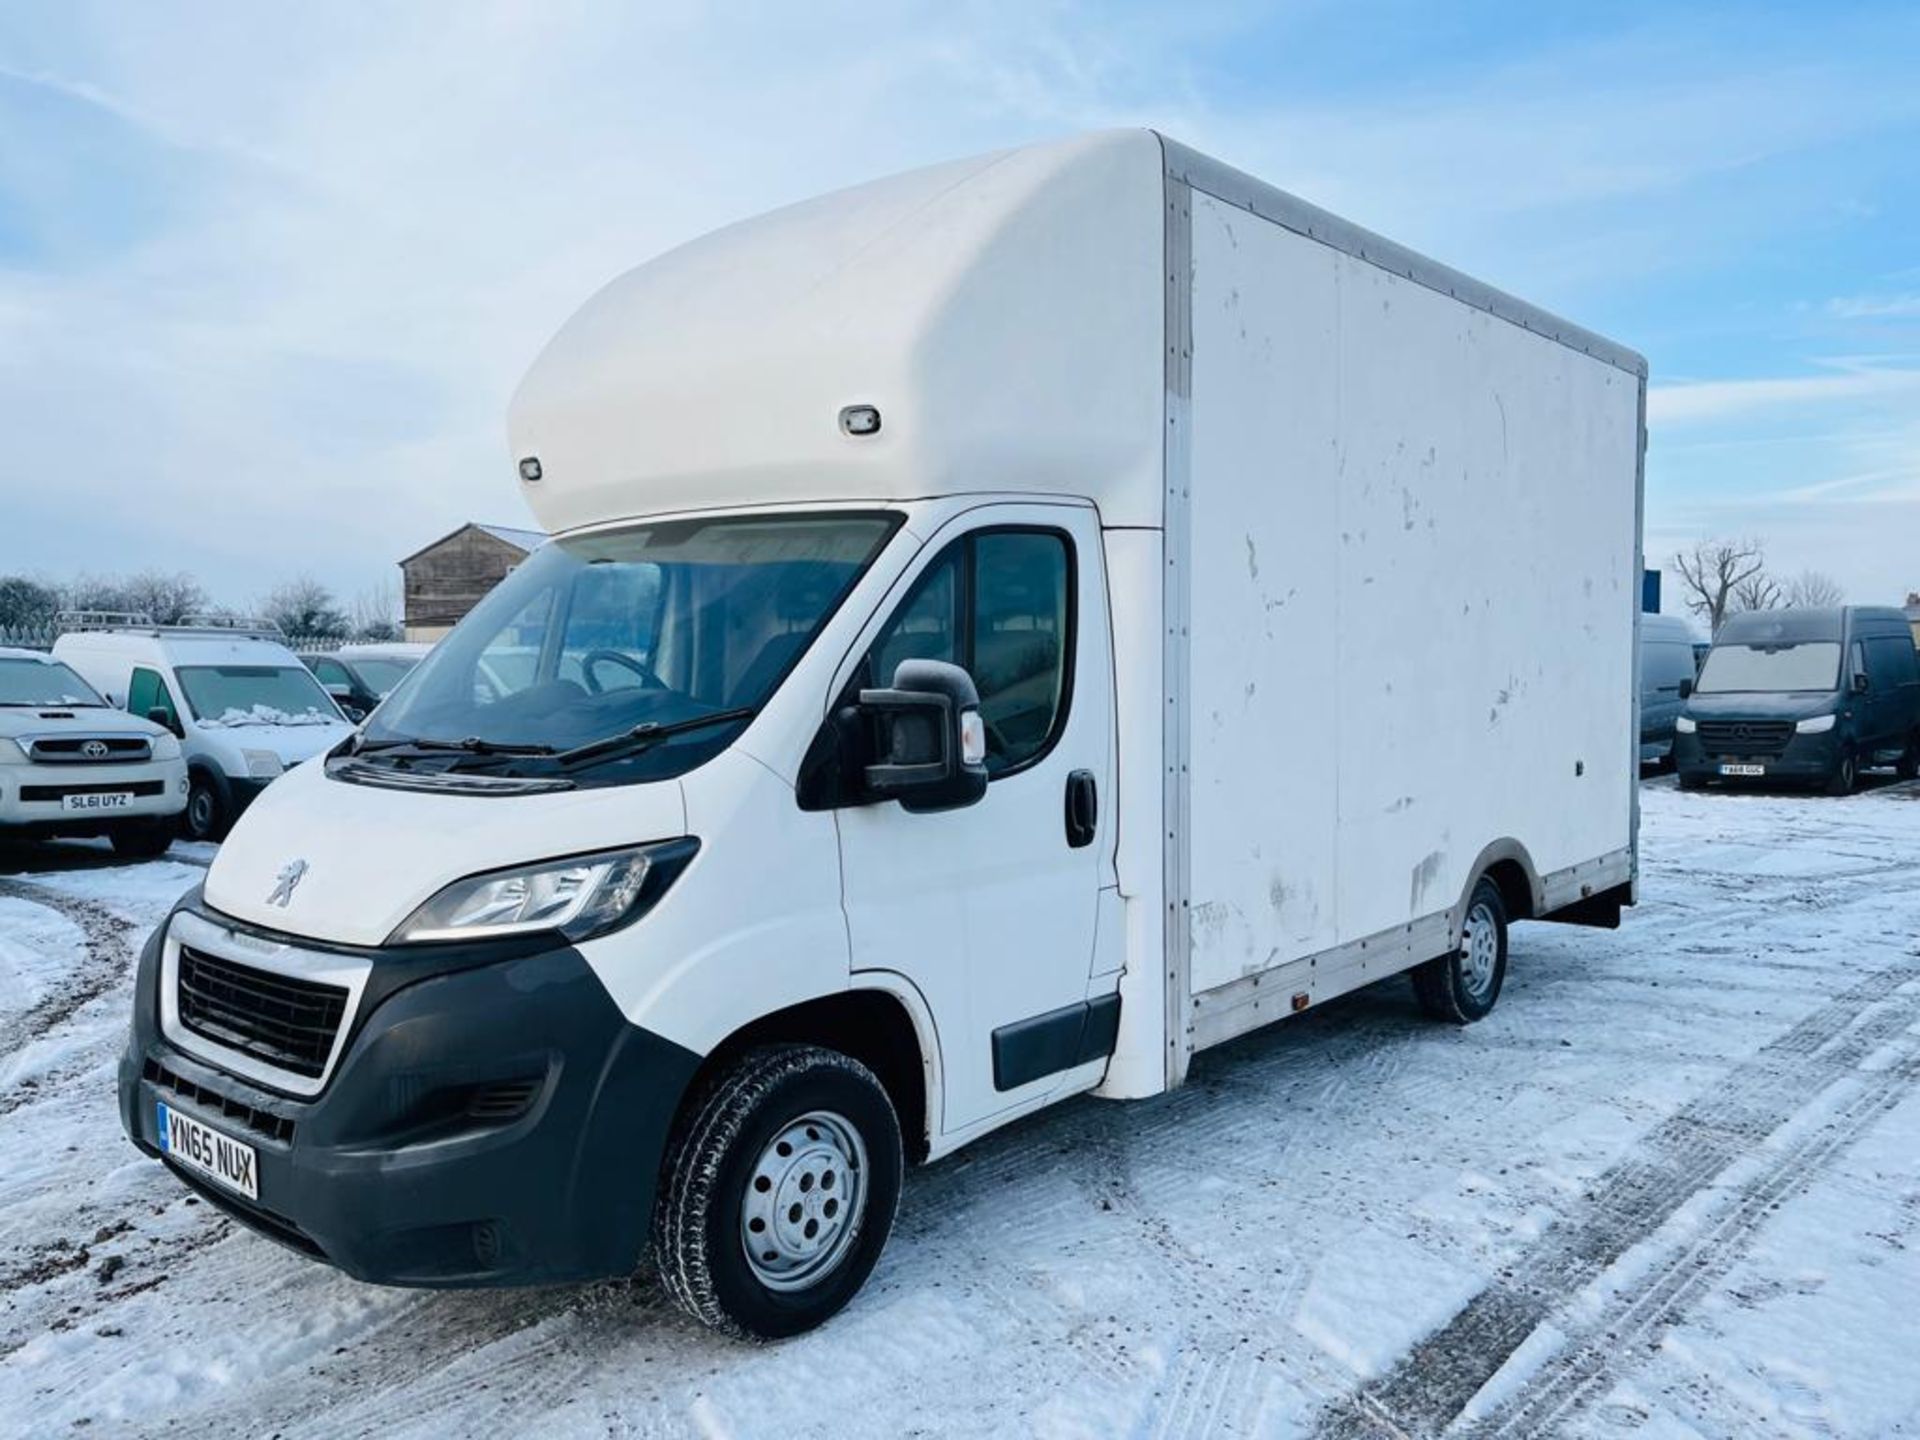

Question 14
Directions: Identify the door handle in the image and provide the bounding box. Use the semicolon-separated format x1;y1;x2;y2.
1065;770;1097;848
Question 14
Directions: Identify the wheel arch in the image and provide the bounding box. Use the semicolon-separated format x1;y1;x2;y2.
1451;838;1541;944
690;979;938;1164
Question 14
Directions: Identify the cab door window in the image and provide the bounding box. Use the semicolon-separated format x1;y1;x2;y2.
127;666;180;729
864;529;1073;776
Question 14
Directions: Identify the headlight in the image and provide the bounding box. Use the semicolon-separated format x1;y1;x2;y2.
1674;715;1696;734
390;839;699;945
242;748;284;779
150;732;182;761
1795;713;1836;734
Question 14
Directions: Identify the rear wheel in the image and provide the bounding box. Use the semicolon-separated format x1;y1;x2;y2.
110;820;173;859
1896;732;1919;782
1413;877;1508;1024
653;1045;902;1339
1677;772;1707;792
183;776;226;841
1822;749;1858;796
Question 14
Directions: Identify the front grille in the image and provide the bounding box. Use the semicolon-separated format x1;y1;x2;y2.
27;735;152;764
19;779;167;802
177;946;349;1080
1696;719;1795;757
143;1057;297;1144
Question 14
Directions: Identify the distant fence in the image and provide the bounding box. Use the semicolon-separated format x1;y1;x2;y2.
0;620;354;654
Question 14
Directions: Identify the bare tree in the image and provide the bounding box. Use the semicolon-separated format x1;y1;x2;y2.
1731;571;1782;614
0;575;59;629
260;576;349;638
1782;570;1844;608
1671;538;1769;633
121;570;210;625
349;581;402;642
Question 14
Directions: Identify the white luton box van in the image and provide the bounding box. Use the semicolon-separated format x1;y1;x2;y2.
118;131;1644;1337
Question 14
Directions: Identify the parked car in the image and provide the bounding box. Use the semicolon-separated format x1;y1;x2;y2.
1675;606;1920;793
0;647;188;856
114;131;1643;1338
1638;613;1701;767
55;620;354;839
299;644;429;722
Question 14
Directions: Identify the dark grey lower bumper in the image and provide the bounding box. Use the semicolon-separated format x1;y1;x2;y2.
119;892;702;1287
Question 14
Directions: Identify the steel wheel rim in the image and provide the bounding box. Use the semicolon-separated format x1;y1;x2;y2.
1460;901;1500;1000
188;789;214;835
741;1109;868;1293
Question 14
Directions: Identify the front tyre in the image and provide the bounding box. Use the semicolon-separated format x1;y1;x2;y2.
110;820;173;859
183;775;227;841
1412;876;1508;1024
1822;749;1858;796
653;1046;902;1339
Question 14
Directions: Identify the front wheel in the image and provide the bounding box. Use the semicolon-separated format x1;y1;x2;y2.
1822;750;1858;796
653;1046;902;1339
110;820;173;859
183;775;226;841
1412;877;1508;1024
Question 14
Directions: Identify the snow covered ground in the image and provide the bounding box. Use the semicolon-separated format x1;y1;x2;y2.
1;781;1917;1438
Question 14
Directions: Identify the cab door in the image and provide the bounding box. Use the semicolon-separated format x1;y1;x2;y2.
833;504;1115;1136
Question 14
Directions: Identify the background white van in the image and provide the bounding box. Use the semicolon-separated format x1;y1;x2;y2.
55;620;354;840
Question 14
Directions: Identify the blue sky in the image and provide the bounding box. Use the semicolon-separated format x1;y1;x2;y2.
1;2;1916;615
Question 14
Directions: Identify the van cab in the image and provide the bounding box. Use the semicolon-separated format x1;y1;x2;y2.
0;646;188;855
1675;606;1920;793
1638;613;1701;766
55;619;354;838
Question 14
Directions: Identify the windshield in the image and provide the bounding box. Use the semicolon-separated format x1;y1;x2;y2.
1696;641;1842;694
0;657;107;707
349;657;416;697
177;665;344;726
357;512;898;784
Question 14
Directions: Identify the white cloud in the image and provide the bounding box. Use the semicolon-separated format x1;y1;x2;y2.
1827;292;1920;319
1649;361;1920;426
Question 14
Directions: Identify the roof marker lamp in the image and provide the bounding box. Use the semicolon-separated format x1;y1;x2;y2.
390;839;699;944
838;404;882;437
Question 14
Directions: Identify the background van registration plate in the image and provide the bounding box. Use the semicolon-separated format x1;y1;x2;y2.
1719;763;1766;777
157;1102;258;1200
62;791;132;813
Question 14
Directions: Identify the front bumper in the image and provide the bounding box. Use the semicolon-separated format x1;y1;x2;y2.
119;890;702;1287
1674;728;1841;784
0;757;188;834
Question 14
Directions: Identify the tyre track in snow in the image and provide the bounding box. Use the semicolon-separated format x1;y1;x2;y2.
0;878;140;1097
1313;956;1920;1440
1466;1049;1920;1438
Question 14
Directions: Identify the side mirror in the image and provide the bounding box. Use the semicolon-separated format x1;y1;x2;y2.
858;659;988;813
343;704;367;723
146;707;183;738
1677;678;1693;699
1852;672;1870;696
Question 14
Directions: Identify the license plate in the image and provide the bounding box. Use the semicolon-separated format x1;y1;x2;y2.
62;791;133;813
1719;763;1766;777
157;1101;259;1201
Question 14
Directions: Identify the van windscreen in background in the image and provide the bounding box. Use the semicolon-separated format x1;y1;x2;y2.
177;666;344;726
0;657;109;707
350;512;899;787
1695;641;1842;694
349;657;416;697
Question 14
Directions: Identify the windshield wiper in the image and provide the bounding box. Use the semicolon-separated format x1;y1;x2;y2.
352;734;554;758
552;707;758;767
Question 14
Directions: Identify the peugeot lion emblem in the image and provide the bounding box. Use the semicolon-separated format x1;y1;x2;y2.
267;859;309;908
81;740;110;759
